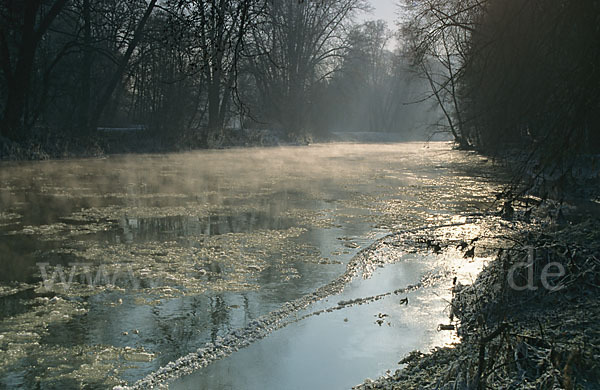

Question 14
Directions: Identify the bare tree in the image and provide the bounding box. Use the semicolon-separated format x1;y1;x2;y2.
168;0;260;145
337;20;397;132
246;0;367;138
0;0;68;140
401;0;485;147
90;0;158;131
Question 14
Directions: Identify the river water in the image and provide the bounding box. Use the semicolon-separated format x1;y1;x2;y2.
0;142;503;389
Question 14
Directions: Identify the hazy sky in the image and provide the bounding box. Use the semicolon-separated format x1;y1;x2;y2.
363;0;400;28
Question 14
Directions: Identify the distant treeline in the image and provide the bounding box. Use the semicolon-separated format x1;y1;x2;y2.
404;0;600;161
0;0;431;149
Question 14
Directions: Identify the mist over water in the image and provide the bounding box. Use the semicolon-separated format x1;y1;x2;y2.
0;142;502;388
0;0;597;387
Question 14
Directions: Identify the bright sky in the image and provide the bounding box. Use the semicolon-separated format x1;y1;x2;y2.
357;0;402;49
362;0;400;29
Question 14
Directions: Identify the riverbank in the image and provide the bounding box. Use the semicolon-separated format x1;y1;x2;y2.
0;128;437;161
355;201;600;389
0;128;299;160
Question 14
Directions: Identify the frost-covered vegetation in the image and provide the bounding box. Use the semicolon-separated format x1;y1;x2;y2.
402;0;600;173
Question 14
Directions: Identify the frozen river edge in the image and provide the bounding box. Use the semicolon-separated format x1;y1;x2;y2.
125;219;483;390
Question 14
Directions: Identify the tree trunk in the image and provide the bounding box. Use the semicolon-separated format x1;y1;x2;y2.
421;63;465;147
1;1;38;140
90;0;157;130
207;77;222;131
0;0;68;141
79;0;92;134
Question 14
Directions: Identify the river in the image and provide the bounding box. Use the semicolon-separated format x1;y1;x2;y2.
0;142;503;389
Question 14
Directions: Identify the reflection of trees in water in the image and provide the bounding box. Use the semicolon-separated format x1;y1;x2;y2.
257;257;313;304
150;295;216;363
146;292;263;364
0;235;67;283
117;211;291;244
210;295;229;343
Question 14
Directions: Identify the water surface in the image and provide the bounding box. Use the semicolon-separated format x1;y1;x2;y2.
0;143;501;388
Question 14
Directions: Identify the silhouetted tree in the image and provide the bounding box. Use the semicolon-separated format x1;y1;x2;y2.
245;0;366;138
0;0;68;140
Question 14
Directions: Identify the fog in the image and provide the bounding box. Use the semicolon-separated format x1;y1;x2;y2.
0;0;442;152
1;0;599;388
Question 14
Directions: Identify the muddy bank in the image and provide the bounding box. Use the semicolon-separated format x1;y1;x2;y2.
355;202;600;389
